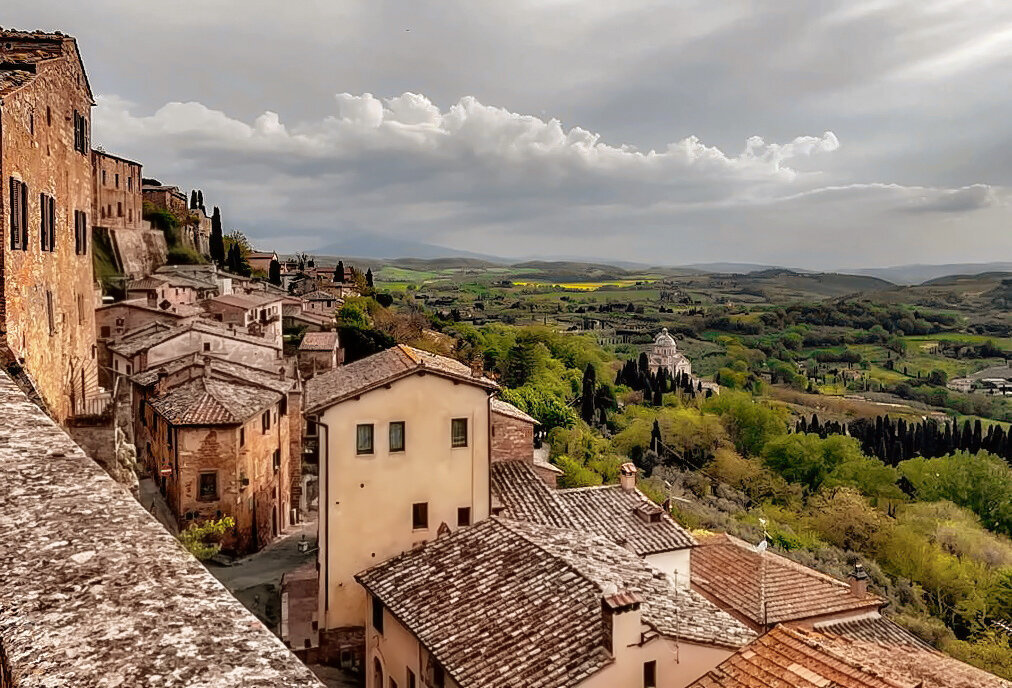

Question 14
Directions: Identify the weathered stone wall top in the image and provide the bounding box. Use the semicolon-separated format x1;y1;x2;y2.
0;371;323;687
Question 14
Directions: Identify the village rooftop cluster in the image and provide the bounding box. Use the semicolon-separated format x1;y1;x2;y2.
0;28;1009;688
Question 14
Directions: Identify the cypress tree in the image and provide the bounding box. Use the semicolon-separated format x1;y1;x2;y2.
209;207;225;265
581;364;597;424
190;189;198;209
268;258;281;286
366;268;374;288
638;352;649;375
650;419;662;453
334;260;345;283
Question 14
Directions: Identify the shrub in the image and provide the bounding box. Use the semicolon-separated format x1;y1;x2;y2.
167;245;208;265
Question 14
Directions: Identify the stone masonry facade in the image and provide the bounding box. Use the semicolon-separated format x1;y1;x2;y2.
491;408;536;463
0;32;99;422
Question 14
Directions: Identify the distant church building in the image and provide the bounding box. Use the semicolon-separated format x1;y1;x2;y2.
647;328;692;377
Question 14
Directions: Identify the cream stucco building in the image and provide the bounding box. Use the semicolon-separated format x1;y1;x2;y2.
302;345;497;643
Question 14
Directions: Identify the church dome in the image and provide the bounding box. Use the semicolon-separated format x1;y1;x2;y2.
654;328;677;348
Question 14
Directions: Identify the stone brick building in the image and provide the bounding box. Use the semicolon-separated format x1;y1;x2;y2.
92;149;142;229
141;181;210;255
200;292;284;347
137;357;298;553
0;30;100;422
490;397;538;463
297;331;342;378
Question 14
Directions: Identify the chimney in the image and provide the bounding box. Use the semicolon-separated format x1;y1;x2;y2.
848;563;869;597
279;366;287;381
470;358;484;378
155;368;169;397
601;588;642;656
619;462;638;492
202;355;213;378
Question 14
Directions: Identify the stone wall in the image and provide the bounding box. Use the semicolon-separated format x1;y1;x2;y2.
99;225;167;280
0;370;323;687
0;39;99;422
491;410;535;463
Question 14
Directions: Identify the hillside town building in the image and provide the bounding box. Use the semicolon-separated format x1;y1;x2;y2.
297;331;342;377
357;517;755;688
247;250;278;274
0;30;101;422
303;345;497;653
690;533;885;633
133;356;298;552
200;292;284;347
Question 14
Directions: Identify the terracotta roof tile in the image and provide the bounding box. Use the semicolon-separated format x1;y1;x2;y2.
357;518;754;688
691;534;884;626
491;461;697;555
108;320;280;357
299;332;339;352
304;345;496;413
149;377;281;426
690;625;1010;688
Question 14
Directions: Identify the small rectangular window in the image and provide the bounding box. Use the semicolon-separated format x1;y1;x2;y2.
203;342;211;352
457;507;471;527
239;427;246;447
74;210;88;255
371;594;384;633
198;472;218;501
643;660;657;688
451;418;468;448
46;291;55;335
167;427;173;449
115;173;119;188
102;170;106;185
280;396;288;417
100;325;111;338
9;178;28;251
77;294;84;325
389;421;405;452
262;410;271;433
412;502;428;530
357;423;374;454
306;416;318;437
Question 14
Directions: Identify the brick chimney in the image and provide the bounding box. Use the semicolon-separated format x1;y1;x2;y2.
155;368;169;397
202;356;213;378
848;563;869;597
619;462;638;492
279;366;287;381
470;358;484;378
601;588;642;656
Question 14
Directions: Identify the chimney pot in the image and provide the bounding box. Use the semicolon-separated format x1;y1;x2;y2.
848;563;869;597
619;462;638;491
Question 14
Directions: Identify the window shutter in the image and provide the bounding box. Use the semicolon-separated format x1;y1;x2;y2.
40;194;47;251
19;181;28;250
9;178;20;250
49;196;56;251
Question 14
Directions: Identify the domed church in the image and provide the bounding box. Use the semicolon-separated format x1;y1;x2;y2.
647;328;692;377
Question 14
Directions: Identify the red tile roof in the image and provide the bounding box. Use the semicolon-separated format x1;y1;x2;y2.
491;398;538;424
491;461;697;555
148;377;281;426
690;624;1010;688
298;332;339;352
691;534;884;628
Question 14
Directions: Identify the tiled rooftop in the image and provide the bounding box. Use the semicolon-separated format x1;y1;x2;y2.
814;615;934;649
131;353;293;394
304;344;496;413
298;332;339;352
357;518;754;688
491;397;538;424
691;533;884;627
149;376;281;426
0;371;323;687
205;292;283;310
491;460;697;555
689;624;1010;688
108;320;280;358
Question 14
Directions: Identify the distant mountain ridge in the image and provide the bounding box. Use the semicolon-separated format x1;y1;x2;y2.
844;262;1012;285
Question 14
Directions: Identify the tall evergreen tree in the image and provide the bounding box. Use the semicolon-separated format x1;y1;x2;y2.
366;268;374;289
268;258;282;286
209;207;225;265
650;419;662;453
335;260;345;282
581;364;597;424
190;189;198;209
197;190;204;210
638;352;649;375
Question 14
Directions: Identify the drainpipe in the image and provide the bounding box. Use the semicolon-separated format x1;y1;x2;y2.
316;419;331;616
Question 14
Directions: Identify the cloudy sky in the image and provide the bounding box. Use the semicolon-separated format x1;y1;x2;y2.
10;1;1012;268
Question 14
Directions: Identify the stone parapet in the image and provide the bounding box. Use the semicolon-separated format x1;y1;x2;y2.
0;371;323;687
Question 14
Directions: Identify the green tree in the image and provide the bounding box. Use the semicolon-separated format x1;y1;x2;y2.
209;206;225;265
178;516;235;560
900;452;1012;536
268;258;282;285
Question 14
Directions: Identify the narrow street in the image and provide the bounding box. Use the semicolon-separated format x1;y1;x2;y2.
206;518;318;632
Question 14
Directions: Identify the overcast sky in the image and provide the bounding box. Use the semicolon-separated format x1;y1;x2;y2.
9;1;1012;268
